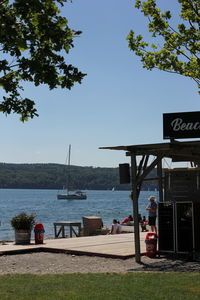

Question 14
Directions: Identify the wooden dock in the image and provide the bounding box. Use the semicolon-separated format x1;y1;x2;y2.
0;232;148;259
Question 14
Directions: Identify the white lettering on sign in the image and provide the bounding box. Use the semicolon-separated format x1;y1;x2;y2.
171;118;200;131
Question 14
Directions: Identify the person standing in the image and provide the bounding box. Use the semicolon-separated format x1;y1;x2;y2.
146;196;157;234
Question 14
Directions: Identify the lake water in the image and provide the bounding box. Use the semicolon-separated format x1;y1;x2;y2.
0;189;159;241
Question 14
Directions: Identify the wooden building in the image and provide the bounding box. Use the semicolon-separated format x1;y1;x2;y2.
100;140;200;262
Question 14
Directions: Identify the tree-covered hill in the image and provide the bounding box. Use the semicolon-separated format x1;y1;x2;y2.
0;163;158;190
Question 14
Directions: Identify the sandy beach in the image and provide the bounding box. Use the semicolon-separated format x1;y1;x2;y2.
0;252;199;274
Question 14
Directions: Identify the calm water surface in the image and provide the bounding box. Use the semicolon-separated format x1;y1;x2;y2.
0;189;158;240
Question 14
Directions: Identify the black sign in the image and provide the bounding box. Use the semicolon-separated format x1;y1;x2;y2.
119;163;130;184
163;111;200;140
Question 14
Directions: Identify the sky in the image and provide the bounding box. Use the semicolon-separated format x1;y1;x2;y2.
0;0;199;167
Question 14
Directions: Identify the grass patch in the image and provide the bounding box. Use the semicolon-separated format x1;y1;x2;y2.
0;272;200;300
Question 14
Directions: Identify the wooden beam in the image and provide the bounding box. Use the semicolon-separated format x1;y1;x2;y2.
143;177;164;182
171;155;200;162
137;155;145;178
157;159;164;202
130;153;141;263
137;155;164;184
136;155;149;199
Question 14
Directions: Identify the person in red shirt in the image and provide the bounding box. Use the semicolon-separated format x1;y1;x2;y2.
121;215;133;224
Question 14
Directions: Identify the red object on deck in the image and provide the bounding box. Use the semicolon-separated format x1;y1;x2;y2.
145;232;157;258
34;223;45;244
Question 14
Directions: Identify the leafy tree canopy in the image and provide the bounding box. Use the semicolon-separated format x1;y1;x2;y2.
127;0;200;92
0;0;86;121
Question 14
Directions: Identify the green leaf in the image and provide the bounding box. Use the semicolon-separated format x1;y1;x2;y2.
128;0;200;93
0;0;86;121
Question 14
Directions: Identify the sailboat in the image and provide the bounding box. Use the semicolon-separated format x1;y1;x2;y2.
57;145;87;200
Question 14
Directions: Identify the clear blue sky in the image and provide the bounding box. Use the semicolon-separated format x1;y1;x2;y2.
0;0;199;167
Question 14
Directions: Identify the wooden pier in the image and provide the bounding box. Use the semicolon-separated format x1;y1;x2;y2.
0;232;148;259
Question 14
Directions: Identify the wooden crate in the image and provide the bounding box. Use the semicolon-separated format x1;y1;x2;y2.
82;216;103;236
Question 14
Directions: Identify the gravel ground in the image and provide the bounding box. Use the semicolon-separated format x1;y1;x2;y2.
0;252;199;274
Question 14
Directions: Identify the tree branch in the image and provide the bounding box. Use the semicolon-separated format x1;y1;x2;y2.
188;0;200;18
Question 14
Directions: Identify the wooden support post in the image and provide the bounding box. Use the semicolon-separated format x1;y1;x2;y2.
131;153;141;263
157;158;163;202
70;225;73;238
62;226;65;237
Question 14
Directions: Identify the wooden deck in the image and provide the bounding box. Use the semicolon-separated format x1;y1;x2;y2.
0;232;148;259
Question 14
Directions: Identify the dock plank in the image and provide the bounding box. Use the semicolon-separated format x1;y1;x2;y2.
0;232;149;258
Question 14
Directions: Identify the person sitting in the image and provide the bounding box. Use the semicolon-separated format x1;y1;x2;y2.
121;215;133;225
138;214;142;223
110;219;122;234
140;216;148;232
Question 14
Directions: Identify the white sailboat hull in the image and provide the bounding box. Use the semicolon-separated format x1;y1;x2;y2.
57;191;87;200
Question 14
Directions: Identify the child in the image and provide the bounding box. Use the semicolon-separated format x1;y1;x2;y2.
140;216;148;232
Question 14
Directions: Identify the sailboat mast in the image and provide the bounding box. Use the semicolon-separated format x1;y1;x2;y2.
57;144;87;199
67;144;71;193
68;144;71;166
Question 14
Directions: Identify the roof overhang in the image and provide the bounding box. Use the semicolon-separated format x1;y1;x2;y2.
99;140;200;163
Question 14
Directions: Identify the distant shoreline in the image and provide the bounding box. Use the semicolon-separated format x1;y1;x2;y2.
0;187;158;191
0;163;158;191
